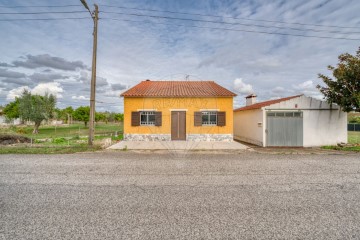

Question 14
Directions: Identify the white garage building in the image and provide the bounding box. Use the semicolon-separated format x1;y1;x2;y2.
233;94;347;147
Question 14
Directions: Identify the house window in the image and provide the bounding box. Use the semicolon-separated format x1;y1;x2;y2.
140;111;155;125
202;111;217;125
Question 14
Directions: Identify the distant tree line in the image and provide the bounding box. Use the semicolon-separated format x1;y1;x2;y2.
56;106;124;127
2;90;123;134
349;114;360;124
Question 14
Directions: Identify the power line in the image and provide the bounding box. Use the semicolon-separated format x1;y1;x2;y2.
0;15;356;40
101;4;360;29
101;11;360;35
96;100;119;104
0;17;90;21
2;4;358;29
0;5;81;8
0;11;87;15
102;18;360;41
0;9;357;40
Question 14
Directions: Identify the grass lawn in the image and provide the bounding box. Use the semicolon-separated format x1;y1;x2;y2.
322;145;360;152
0;122;123;154
348;131;360;144
0;144;102;154
0;122;123;139
321;131;360;152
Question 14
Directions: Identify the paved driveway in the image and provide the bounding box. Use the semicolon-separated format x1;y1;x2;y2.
1;151;360;239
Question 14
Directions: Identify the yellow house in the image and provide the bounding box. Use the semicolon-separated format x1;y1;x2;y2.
121;80;237;141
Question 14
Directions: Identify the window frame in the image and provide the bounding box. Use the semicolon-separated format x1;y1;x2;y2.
201;111;218;126
140;111;156;126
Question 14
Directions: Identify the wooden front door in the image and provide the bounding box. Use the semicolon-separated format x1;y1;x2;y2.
171;111;186;140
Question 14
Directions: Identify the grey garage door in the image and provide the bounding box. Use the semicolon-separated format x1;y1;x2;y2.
266;112;303;147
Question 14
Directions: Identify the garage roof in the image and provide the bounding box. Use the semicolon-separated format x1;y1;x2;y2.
234;95;303;111
121;80;237;97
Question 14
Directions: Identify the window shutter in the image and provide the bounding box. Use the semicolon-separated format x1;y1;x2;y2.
217;111;226;126
131;112;140;126
194;112;202;126
155;111;162;126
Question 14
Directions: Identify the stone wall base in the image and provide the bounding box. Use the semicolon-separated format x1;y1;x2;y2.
124;134;171;141
124;133;233;142
186;134;233;142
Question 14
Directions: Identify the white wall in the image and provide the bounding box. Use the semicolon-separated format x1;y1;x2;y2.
265;95;347;147
234;109;263;146
265;95;329;110
303;108;347;147
0;116;21;125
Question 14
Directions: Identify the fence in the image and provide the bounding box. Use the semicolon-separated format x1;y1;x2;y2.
348;123;360;132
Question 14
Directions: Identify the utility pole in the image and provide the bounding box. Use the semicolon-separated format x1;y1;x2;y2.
89;4;98;146
80;0;98;146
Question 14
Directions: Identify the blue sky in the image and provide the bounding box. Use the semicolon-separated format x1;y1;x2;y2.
0;0;359;112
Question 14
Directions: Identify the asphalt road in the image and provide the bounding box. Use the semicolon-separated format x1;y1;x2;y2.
1;151;360;239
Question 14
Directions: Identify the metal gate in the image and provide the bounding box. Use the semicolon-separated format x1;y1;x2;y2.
266;112;303;147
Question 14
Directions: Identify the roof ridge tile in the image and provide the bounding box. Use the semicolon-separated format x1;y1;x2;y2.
121;80;236;97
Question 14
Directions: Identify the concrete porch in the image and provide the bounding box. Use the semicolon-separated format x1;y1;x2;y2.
107;140;250;150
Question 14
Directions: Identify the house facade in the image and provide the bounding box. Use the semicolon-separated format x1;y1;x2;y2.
233;94;347;147
121;80;236;141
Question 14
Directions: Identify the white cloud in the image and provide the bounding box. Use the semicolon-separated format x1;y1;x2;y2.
6;86;30;100
272;86;286;94
72;95;89;100
233;78;254;95
292;80;315;91
6;82;64;101
292;80;322;99
32;82;63;98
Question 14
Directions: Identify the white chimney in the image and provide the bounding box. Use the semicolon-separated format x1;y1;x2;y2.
246;94;257;106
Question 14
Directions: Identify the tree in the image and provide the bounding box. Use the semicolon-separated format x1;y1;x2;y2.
102;111;111;124
114;113;124;122
73;106;90;127
63;106;74;116
317;47;360;112
349;115;360;123
55;106;74;123
54;108;63;121
3;98;20;120
95;112;106;123
18;90;56;134
106;112;116;123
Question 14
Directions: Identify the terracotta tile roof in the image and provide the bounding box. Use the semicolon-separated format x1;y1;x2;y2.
121;80;237;97
234;94;303;111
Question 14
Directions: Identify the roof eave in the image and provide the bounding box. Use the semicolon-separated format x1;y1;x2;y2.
121;95;236;98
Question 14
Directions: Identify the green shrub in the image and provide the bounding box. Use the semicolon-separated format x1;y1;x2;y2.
72;135;80;140
349;116;360;123
112;135;123;141
16;128;29;134
53;137;67;144
10;125;17;132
